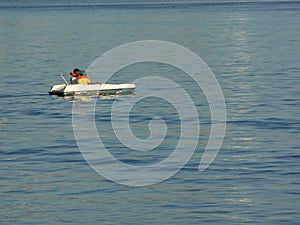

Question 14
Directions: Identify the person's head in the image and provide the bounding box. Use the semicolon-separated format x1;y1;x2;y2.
80;70;86;75
73;68;80;75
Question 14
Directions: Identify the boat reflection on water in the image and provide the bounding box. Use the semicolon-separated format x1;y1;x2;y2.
59;90;136;102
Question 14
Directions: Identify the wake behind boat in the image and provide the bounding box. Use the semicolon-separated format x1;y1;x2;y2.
49;74;136;96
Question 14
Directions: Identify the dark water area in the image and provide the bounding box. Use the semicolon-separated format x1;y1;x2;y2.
1;0;300;224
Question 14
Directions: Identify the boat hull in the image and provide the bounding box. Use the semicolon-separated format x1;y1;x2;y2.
49;83;136;96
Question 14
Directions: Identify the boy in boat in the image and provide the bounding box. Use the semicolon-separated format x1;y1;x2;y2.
70;68;80;84
70;68;91;85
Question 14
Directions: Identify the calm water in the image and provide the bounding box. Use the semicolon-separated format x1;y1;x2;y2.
1;1;300;224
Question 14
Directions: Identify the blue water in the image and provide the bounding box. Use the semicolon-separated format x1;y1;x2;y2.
1;1;300;224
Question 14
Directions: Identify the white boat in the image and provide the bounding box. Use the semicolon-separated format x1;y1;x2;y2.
49;83;136;96
49;74;136;96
